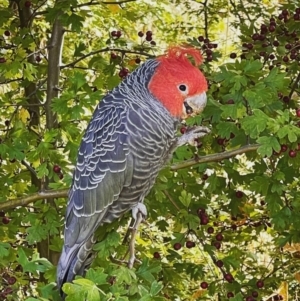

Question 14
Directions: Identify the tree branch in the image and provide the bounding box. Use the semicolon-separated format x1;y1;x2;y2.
170;144;260;171
61;47;153;69
0;189;69;211
1;144;260;211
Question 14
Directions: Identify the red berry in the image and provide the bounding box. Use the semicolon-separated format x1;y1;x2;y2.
111;30;117;37
283;56;289;62
216;233;223;241
118;68;129;78
138;31;144;37
146;30;152;36
269;25;276;32
2;216;10;224
289;150;297;158
214;241;221;249
58;172;64;180
111;52;117;59
180;126;187;134
224;273;234;283
200;215;209;225
116;31;122;38
256;280;264;288
202;174;208;180
227;99;234;104
173;242;182;250
186;241;195;248
227;292;234;298
252;291;258;298
7;277;16;285
230;53;237;59
24;0;31;7
3;287;13;295
296;109;300;117
281;144;288;152
153;251;160;259
36;55;41;62
217;137;225;145
145;35;152;42
273;40;280;46
207;226;214;234
53;165;61;173
0;57;5;63
235;190;244;198
215;260;223;267
200;281;208;289
282;95;290;103
4;30;10;36
246;296;253;301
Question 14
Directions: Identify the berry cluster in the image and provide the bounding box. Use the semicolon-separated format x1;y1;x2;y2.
0;271;16;300
138;30;156;46
197;36;218;62
53;164;63;179
230;7;300;71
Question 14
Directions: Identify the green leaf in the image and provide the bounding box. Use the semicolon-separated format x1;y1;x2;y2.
257;136;280;157
241;109;268;138
150;281;163;296
0;242;10;258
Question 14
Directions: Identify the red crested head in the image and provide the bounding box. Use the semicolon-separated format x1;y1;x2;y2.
149;46;208;119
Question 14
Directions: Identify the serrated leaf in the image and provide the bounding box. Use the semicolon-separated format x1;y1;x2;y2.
150;281;163;296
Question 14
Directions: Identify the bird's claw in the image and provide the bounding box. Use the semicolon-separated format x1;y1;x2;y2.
178;126;210;147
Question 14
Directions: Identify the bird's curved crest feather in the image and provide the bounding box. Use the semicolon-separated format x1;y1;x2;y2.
159;45;203;66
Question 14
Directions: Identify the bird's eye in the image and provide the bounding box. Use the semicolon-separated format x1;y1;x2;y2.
179;84;187;92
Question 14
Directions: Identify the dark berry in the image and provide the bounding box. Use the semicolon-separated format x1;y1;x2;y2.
203;38;210;43
111;30;117;37
4;30;10;36
8;277;16;285
173;242;182;250
296;109;300;117
146;30;152;36
202;174;208;180
180;126;187;134
273;40;280;46
283;95;290;103
200;281;208;289
216;233;223;241
116;31;122;38
153;251;160;259
118;68;129;78
235;190;243;198
252;291;258;298
146;35;152;42
216;260;223;267
24;0;31;7
207;226;214;234
230;53;237;59
0;57;5;63
256;280;264;288
135;57;141;64
111;52;117;59
150;40;156;46
198;36;204;42
214;241;221;249
186;241;195;248
58;172;64;180
227;99;234;104
227;292;234;298
5;120;10;127
224;273;233;282
2;216;10;224
138;31;144;37
246;296;253;301
36;55;41;62
289;150;297;157
53;165;61;173
217;137;225;145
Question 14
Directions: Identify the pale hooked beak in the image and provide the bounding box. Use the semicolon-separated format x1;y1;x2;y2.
182;92;207;119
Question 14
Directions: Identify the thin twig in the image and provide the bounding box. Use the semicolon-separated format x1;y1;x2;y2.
163;190;180;211
170;144;260;170
61;47;153;69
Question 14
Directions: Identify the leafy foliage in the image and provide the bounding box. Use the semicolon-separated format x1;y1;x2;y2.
0;0;300;300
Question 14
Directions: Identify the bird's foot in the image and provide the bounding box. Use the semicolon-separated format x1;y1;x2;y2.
127;203;146;268
177;126;210;147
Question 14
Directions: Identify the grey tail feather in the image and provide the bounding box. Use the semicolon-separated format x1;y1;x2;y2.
57;235;96;297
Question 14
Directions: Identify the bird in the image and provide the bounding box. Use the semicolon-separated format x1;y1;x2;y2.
57;45;209;294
